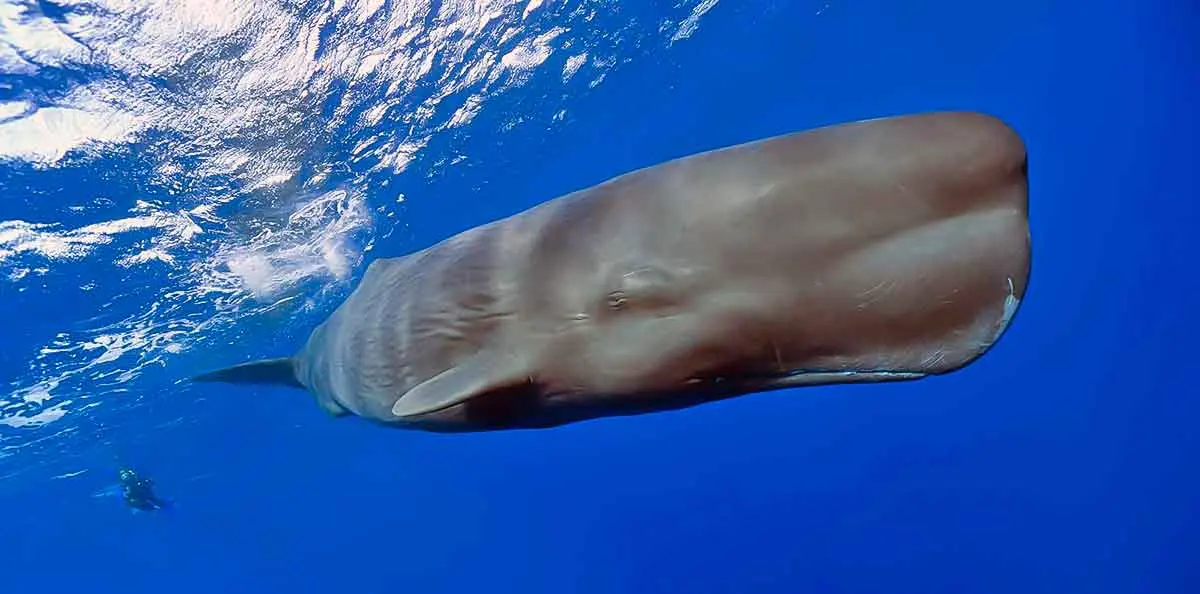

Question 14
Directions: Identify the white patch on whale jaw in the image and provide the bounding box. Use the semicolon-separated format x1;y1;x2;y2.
773;370;927;387
704;370;928;395
981;276;1022;350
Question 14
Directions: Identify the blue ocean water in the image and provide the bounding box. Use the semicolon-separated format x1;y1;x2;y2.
1;0;1197;592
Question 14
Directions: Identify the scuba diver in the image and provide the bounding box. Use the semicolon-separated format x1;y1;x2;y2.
117;467;171;512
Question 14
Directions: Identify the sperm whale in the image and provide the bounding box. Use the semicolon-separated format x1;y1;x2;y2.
193;111;1031;432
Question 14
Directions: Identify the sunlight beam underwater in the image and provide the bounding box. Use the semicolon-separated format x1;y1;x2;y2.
192;111;1032;432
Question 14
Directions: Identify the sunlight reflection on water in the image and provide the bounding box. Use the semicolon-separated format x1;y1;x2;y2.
0;0;723;478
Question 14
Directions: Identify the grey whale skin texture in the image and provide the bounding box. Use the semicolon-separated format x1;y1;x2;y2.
193;111;1032;433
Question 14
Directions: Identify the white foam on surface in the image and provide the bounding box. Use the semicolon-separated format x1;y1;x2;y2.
0;0;727;479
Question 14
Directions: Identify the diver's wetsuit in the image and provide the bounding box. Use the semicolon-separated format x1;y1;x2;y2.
118;468;170;511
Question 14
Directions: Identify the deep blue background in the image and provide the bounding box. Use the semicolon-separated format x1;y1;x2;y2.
4;1;1198;592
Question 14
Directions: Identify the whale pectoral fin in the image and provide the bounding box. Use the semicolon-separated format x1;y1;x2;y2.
391;350;529;418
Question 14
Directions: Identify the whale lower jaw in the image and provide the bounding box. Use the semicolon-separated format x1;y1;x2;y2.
387;369;932;433
678;369;928;398
745;369;928;389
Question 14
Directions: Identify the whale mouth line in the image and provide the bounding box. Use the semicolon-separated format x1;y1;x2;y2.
687;369;929;391
513;369;932;429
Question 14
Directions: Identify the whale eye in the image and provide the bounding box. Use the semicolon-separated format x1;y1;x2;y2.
602;264;682;313
606;290;629;311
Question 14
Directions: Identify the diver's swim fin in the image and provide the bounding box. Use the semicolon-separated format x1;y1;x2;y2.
92;485;123;499
191;357;304;390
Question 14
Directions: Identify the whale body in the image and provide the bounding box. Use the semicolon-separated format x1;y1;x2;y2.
193;111;1032;432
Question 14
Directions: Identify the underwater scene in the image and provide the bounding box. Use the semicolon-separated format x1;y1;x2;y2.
1;1;1196;592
